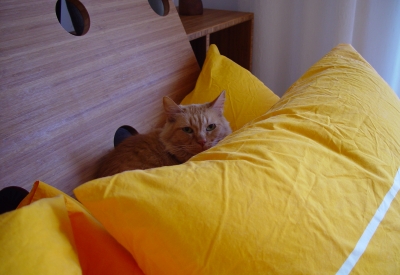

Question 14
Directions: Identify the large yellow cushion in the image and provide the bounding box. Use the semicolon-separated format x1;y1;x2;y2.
181;44;279;132
74;44;400;274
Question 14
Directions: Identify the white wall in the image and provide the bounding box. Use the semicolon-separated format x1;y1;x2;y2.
188;0;400;98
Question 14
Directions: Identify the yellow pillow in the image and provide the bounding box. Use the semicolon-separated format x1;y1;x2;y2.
17;181;145;275
0;196;81;275
181;44;279;132
74;44;400;274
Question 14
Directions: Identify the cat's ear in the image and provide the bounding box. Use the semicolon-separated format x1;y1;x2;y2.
163;96;183;121
209;90;226;115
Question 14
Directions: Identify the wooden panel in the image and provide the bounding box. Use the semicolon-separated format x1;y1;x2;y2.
179;9;253;71
0;0;200;195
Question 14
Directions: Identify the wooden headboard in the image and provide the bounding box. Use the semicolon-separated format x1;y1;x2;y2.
0;0;200;195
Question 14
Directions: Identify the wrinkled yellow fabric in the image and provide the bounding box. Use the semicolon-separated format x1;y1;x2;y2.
0;196;82;275
2;181;144;275
75;44;400;274
181;44;279;132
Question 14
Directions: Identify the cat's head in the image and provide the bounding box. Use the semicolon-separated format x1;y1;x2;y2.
160;91;232;162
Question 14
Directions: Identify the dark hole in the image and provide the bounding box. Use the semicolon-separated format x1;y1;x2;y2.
55;0;90;36
114;125;139;147
0;186;29;214
148;0;170;16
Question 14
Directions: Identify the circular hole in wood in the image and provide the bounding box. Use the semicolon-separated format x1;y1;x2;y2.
0;186;29;214
148;0;170;16
114;125;139;147
55;0;90;36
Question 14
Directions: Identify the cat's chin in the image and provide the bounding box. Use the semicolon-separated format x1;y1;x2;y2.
201;146;210;152
178;146;209;161
175;152;195;163
195;145;210;154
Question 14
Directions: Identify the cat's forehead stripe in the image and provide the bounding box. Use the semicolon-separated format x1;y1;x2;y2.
189;112;208;128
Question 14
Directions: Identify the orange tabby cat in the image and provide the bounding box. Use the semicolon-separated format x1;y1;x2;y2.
97;91;231;177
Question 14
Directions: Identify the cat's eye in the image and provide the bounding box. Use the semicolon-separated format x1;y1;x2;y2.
182;127;193;133
206;124;216;131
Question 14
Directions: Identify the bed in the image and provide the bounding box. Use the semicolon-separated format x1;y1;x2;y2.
1;0;400;274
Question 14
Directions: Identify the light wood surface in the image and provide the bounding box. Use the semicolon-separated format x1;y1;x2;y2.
180;9;253;70
0;0;200;195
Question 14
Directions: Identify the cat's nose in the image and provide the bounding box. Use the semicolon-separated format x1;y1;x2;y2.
197;139;206;147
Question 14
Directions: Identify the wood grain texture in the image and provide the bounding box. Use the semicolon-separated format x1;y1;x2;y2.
180;9;253;71
0;0;200;195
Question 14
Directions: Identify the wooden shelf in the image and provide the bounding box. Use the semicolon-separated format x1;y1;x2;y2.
179;9;254;71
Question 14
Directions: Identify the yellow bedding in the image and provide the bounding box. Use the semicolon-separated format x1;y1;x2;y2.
2;44;400;274
73;44;400;274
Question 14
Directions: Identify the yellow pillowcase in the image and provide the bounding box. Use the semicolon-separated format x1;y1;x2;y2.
181;44;279;132
74;44;400;274
15;181;144;275
0;196;81;275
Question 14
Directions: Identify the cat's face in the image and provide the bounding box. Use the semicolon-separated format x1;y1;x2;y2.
160;91;231;162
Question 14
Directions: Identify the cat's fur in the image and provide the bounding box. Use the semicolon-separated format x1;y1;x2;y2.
97;91;231;177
